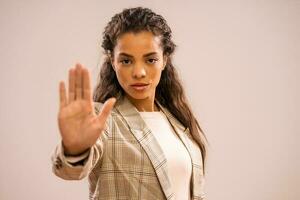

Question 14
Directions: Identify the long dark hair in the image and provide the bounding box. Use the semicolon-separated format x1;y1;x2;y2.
93;7;208;174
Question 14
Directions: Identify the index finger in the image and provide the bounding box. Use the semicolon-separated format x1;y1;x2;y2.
82;67;92;102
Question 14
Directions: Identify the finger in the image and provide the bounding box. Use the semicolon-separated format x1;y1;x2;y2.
96;98;116;125
59;81;67;109
75;63;83;100
82;67;92;103
68;68;76;103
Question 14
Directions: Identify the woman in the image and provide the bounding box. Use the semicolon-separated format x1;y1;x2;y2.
52;7;208;200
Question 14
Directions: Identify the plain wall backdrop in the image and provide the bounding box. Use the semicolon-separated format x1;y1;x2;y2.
0;0;299;199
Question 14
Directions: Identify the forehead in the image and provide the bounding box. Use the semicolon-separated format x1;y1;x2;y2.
114;31;162;56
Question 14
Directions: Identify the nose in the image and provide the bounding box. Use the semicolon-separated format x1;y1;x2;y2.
132;64;146;79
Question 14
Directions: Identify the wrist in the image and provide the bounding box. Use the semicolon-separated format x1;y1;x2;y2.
62;141;90;156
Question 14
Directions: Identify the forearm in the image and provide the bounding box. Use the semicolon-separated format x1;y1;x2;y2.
51;139;103;180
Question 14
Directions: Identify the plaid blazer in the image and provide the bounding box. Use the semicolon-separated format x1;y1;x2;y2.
52;96;205;200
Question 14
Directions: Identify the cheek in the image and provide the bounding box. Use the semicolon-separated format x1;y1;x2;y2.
150;68;163;84
115;68;130;85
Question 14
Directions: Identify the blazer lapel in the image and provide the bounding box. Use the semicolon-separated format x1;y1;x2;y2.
115;96;175;200
156;101;205;200
114;96;204;200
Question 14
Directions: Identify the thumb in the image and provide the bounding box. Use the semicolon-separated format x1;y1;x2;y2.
96;97;116;126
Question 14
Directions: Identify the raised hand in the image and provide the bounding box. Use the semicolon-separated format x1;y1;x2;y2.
58;63;116;156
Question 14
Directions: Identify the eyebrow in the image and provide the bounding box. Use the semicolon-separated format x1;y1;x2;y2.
118;52;158;58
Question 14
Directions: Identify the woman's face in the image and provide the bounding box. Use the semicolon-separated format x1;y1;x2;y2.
111;31;167;102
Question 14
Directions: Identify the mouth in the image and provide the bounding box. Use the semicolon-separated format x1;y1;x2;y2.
130;83;150;91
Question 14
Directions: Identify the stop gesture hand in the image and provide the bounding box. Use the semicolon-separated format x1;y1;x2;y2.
58;63;116;156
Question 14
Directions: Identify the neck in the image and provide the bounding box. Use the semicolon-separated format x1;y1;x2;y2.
126;95;159;112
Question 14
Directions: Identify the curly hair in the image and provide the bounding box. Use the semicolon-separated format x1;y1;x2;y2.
93;7;208;174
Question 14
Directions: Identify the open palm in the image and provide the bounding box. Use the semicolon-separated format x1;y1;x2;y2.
58;63;116;156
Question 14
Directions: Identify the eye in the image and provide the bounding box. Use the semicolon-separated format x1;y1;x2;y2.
120;59;132;65
147;58;158;64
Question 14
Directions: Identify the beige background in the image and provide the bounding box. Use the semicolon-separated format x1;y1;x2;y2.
0;0;299;199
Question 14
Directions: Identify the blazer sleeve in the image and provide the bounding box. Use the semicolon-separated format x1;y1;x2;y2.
51;102;109;180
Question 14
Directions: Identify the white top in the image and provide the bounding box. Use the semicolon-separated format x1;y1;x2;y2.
139;110;192;200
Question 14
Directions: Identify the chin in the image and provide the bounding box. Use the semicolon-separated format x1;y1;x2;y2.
126;91;151;101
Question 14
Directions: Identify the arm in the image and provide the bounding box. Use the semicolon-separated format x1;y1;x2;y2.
51;138;103;180
51;63;114;180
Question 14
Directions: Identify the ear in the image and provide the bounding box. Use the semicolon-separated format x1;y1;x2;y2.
109;53;116;71
162;55;168;70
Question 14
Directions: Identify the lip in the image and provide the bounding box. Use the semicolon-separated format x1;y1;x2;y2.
130;83;149;91
130;83;149;86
